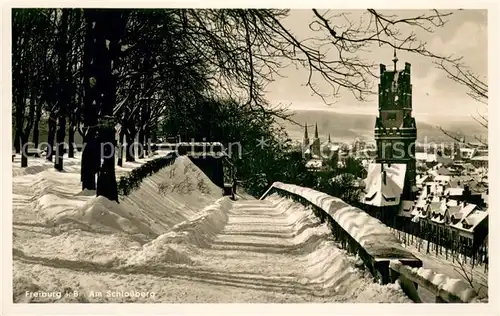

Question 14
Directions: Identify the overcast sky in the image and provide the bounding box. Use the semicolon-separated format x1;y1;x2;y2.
265;9;487;123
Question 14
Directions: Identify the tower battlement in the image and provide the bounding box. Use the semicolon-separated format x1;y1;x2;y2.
374;51;417;200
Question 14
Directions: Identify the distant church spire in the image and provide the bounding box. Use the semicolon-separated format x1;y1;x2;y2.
310;123;321;157
328;134;331;142
392;48;398;71
303;122;310;147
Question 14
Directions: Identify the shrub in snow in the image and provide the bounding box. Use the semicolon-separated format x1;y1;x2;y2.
118;152;176;196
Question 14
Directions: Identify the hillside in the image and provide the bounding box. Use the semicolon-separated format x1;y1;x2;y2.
279;110;488;144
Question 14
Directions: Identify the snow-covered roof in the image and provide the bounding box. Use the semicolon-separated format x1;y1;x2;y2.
452;207;487;234
462;163;475;169
450;203;477;225
446;205;462;218
436;167;454;176
416;175;431;185
398;200;414;217
414;198;427;210
305;159;323;169
463;210;488;228
444;199;460;207
470;155;488;161
435;175;451;183
362;163;406;207
429;201;442;214
322;142;340;152
415;152;431;161
444;187;464;196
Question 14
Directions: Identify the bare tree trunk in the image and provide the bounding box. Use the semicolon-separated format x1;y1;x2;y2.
117;126;125;166
46;111;56;162
32;101;42;148
14;130;22;154
80;10;99;191
55;115;66;171
91;9;127;203
68;123;76;158
445;238;448;260
81;130;98;190
20;135;29;167
145;128;151;157
54;9;70;171
21;90;37;167
13;21;26;156
68;9;82;160
138;128;145;159
125;128;135;162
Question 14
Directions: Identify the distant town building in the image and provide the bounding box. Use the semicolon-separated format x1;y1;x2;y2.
470;149;488;168
415;152;453;167
310;123;321;157
302;124;346;171
321;134;340;158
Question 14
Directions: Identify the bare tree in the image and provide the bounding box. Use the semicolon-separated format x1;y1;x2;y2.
437;60;487;105
435;60;488;146
308;9;458;100
452;253;486;297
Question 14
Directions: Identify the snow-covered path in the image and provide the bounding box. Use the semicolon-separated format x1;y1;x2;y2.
14;196;411;303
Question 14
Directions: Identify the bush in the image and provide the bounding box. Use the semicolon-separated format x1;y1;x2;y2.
117;152;177;196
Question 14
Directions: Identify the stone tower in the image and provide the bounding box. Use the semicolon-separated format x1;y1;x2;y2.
375;50;417;199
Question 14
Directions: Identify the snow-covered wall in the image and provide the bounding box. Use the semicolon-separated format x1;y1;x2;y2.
390;260;478;303
263;182;418;261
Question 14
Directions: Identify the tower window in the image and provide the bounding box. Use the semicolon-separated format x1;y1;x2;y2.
387;112;397;120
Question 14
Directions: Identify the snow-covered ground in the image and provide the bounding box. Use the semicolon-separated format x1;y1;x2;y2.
12;155;412;303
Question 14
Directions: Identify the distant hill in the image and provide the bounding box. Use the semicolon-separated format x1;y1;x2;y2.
278;110;488;144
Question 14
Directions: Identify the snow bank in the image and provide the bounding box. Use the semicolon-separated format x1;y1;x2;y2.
34;156;221;238
390;260;478;303
14;231;142;266
12;153;81;177
14;154;224;275
126;197;232;266
53;195;157;236
266;182;416;260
